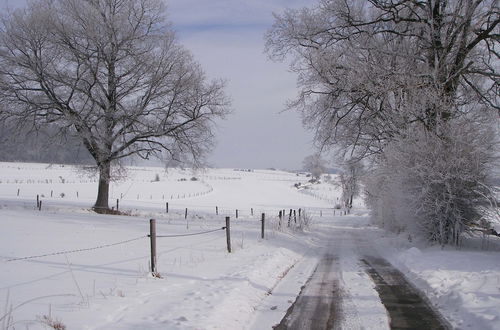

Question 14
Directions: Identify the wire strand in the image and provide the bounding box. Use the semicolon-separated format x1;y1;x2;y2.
154;227;226;238
6;235;147;262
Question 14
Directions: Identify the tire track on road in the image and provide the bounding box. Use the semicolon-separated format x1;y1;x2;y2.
362;256;451;330
274;255;343;330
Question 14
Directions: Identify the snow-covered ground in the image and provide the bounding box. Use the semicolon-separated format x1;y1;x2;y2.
1;162;499;329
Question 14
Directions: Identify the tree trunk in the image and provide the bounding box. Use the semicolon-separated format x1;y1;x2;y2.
94;161;111;212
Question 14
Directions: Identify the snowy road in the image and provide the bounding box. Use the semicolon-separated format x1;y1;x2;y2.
256;214;450;329
274;255;342;329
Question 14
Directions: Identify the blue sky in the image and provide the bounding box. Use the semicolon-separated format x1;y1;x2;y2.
1;0;316;170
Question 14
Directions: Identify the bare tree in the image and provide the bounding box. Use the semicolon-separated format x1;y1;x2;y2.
303;153;327;180
0;0;230;212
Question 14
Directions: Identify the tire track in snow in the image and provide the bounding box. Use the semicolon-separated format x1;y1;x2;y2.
274;255;343;330
361;256;451;329
272;217;451;330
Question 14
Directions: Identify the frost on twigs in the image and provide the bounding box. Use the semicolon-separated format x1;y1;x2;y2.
0;0;230;212
364;117;499;246
266;0;499;246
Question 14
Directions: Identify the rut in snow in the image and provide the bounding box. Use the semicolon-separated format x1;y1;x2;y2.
361;256;451;330
275;254;450;330
274;254;343;330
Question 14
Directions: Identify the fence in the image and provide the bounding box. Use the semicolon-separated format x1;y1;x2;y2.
27;192;349;222
6;209;314;277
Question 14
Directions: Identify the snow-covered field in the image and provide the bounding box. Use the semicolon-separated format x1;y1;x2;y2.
1;162;499;329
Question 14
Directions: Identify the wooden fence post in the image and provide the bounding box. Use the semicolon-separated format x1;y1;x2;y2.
216;206;218;215
185;208;188;219
278;210;282;229
294;210;297;223
36;194;39;209
299;208;301;218
166;202;169;213
38;200;42;211
116;199;119;211
225;217;231;253
251;208;254;216
51;190;53;198
261;213;265;239
320;210;323;217
236;209;238;219
149;219;157;274
17;188;20;196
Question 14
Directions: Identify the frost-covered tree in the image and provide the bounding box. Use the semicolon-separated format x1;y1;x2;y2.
266;0;499;157
339;160;363;209
266;0;499;244
364;115;498;245
0;0;230;212
303;154;327;180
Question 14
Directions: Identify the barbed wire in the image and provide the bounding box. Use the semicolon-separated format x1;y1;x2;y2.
154;227;226;238
6;235;147;262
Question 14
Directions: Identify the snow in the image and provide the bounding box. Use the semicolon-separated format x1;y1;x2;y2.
390;247;500;329
1;161;500;329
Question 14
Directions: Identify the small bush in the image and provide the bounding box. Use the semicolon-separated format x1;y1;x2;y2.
296;212;313;231
38;315;66;330
190;177;198;181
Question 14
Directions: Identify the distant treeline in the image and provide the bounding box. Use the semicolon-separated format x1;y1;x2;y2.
0;121;93;165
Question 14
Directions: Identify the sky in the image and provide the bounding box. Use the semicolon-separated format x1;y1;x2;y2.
0;0;316;170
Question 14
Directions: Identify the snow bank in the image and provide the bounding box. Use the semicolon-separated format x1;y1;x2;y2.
390;245;500;329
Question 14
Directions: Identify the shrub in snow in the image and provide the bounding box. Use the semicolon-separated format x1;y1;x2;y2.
296;212;313;231
365;118;498;245
38;315;66;330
